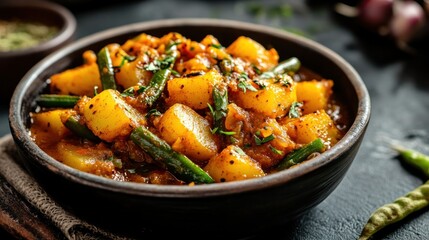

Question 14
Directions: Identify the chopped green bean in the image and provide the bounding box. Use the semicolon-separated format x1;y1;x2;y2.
277;138;324;170
36;94;79;108
97;47;116;90
130;126;214;184
64;115;100;142
260;57;301;79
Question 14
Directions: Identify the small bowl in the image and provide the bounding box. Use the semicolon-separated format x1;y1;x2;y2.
9;18;370;238
0;0;76;105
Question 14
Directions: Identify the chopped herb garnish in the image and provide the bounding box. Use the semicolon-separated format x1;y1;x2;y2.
108;156;122;169
288;101;303;118
121;86;146;97
252;65;262;75
143;55;176;72
253;78;267;89
270;146;284;155
210;43;223;49
145;109;162;119
254;132;275;145
237;73;257;93
93;86;98;96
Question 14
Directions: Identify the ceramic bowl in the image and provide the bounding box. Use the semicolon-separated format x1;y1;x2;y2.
9;18;370;239
0;0;76;105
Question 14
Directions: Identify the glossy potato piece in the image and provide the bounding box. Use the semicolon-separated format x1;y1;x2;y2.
56;142;115;175
83;89;145;142
204;145;265;183
233;79;297;118
50;63;101;97
166;69;223;110
157;103;218;163
226;36;278;71
286;110;341;147
296;80;333;114
30;110;71;142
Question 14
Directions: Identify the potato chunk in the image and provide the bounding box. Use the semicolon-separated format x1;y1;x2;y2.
50;63;101;97
285;110;342;148
204;145;265;183
30;110;71;143
157;103;218;163
232;78;297;118
166;69;223;110
83;89;145;142
226;36;278;71
296;80;333;114
56;141;116;176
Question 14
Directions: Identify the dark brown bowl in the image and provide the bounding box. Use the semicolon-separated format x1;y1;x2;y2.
9;18;370;238
0;0;76;106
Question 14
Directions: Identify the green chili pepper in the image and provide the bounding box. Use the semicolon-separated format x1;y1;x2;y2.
392;145;429;178
359;180;429;240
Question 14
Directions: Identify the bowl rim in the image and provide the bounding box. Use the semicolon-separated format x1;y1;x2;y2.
9;18;371;198
0;0;76;57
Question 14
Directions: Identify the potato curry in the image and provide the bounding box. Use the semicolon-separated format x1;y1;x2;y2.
29;32;349;185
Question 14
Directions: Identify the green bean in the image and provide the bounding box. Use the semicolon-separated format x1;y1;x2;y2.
359;180;429;240
260;57;301;79
392;145;429;178
97;47;116;90
130;126;215;184
63;115;100;142
276;138;324;170
139;68;171;108
36;94;79;108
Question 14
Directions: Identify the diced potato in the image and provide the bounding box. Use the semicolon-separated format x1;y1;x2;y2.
115;54;152;89
204;145;265;183
166;69;223;110
157;103;218;163
30;110;71;143
232;79;297;118
50;63;101;97
83;89;145;142
226;36;278;71
175;54;212;74
285;110;342;147
296;80;333;114
56;141;116;176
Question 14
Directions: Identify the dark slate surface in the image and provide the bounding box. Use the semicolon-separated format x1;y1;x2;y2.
1;0;429;239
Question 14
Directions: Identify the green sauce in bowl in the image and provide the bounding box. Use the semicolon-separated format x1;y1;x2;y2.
0;19;58;51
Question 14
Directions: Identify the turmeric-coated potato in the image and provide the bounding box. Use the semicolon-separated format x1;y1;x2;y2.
226;36;278;71
166;69;223;110
30;109;71;143
83;89;145;142
296;80;333;114
285;110;341;148
204;145;265;183
50;63;101;97
232;78;297;118
157;103;218;163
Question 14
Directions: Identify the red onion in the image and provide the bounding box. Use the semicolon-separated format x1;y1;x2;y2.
389;0;426;43
358;0;394;31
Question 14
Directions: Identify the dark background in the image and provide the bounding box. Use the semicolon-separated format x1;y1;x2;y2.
1;0;429;239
